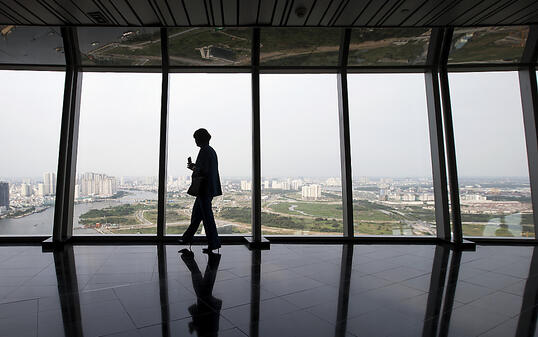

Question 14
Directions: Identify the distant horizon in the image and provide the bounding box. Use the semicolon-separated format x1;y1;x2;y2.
0;174;532;181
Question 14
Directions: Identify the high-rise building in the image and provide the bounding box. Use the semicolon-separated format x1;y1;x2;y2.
21;183;32;197
0;182;9;207
291;179;303;190
79;173;117;197
37;183;45;197
301;184;322;199
43;172;56;195
240;180;251;191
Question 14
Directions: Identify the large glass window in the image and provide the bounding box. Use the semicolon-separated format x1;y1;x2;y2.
78;27;161;66
0;26;65;65
0;70;64;235
348;28;431;67
168;28;252;66
448;26;528;64
74;73;161;235
261;75;342;235
260;28;341;66
167;74;251;235
349;74;436;236
450;72;534;237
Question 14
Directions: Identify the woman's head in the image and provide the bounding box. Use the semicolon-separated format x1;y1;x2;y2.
193;128;211;147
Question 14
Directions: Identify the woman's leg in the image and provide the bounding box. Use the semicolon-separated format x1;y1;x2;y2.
182;197;203;241
199;196;221;250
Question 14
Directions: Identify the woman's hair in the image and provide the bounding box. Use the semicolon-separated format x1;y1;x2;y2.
193;128;211;144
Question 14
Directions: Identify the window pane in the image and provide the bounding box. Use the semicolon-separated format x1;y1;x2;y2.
348;28;431;66
261;75;342;235
167;74;251;235
0;70;64;235
74;73;161;235
349;74;436;236
78;28;161;66
0;26;65;65
450;72;534;237
260;28;341;66
448;26;528;64
168;28;252;66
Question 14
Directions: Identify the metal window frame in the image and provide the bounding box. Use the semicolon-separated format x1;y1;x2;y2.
157;28;170;238
0;25;536;246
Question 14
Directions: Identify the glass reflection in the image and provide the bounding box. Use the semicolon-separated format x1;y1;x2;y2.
77;27;161;66
260;28;341;66
0;26;65;64
449;26;529;64
168;28;252;66
1;244;535;337
348;28;431;66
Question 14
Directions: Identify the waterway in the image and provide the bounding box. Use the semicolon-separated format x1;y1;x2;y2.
0;190;157;235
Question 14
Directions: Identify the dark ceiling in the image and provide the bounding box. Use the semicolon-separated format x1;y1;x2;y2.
0;0;537;27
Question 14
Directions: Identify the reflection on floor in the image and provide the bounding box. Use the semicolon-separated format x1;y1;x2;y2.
0;243;537;337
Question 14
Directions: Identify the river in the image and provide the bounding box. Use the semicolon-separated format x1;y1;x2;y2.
0;190;157;235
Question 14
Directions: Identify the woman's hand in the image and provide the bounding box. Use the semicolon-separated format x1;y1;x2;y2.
187;163;195;171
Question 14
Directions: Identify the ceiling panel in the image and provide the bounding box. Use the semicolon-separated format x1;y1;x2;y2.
286;0;315;26
499;2;538;25
182;0;209;25
304;0;333;26
0;3;28;24
480;0;537;25
381;0;426;26
318;0;344;26
238;0;258;25
165;0;190;25
0;0;536;26
221;0;239;25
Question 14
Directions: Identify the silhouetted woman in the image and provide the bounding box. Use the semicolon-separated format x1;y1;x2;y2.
179;128;222;254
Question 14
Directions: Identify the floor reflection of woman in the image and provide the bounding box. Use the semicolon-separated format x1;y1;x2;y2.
179;250;222;337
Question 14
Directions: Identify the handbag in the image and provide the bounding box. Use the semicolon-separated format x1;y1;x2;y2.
187;176;206;196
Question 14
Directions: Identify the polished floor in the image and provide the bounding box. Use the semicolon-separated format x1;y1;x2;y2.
0;243;536;337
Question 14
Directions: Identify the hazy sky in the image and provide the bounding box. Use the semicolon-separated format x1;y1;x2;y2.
349;73;432;178
0;70;532;180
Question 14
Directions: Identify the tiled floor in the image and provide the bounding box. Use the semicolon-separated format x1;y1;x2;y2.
0;243;536;337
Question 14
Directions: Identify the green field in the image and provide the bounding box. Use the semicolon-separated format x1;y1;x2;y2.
220;207;342;233
79;203;155;227
269;202;343;219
